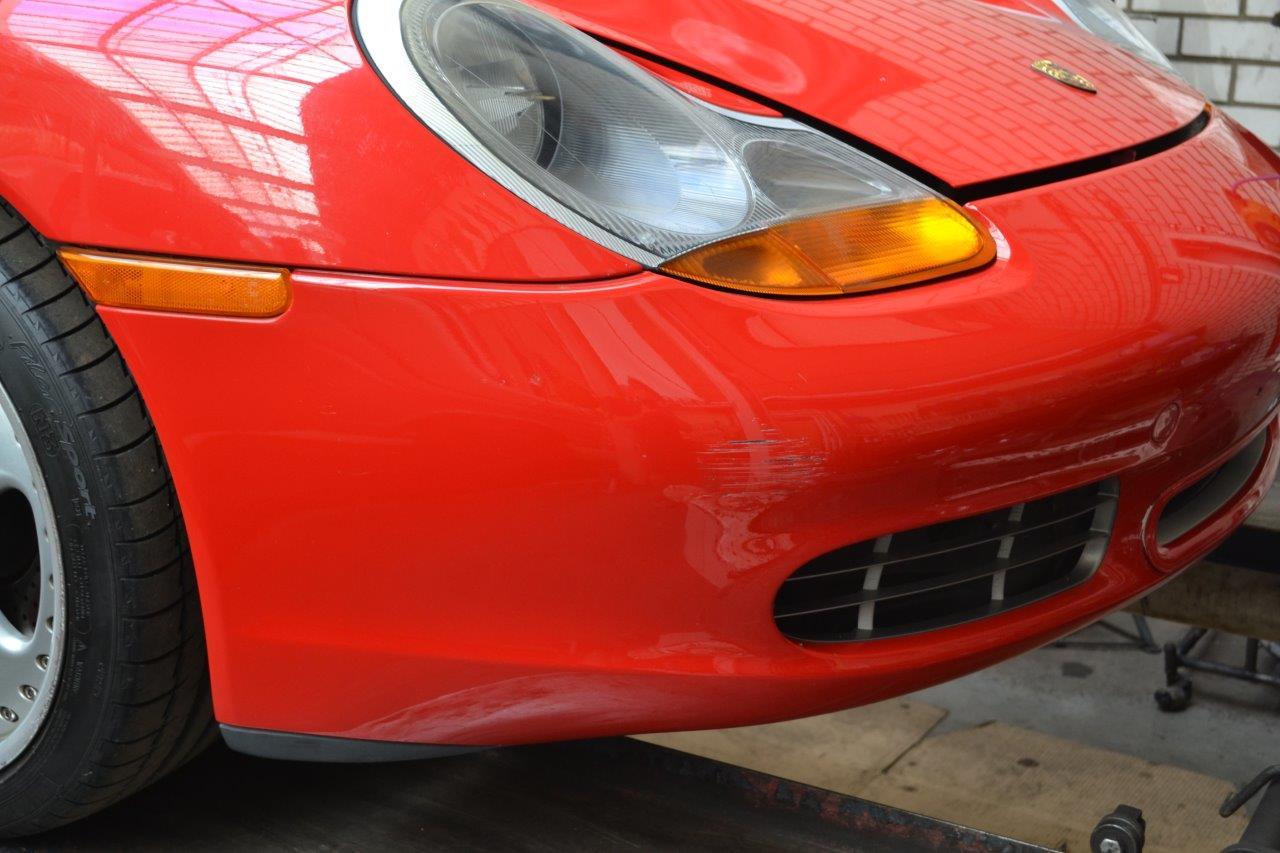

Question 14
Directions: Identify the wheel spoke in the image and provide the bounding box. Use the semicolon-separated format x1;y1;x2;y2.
0;413;30;489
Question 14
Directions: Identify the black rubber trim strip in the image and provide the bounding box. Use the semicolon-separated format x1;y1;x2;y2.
220;724;488;763
953;109;1212;203
600;35;1212;204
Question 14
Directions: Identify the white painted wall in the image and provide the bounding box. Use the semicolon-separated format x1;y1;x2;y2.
1122;0;1280;147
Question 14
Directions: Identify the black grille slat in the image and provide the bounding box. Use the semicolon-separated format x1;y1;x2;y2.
772;480;1118;643
774;530;1109;620
782;493;1111;584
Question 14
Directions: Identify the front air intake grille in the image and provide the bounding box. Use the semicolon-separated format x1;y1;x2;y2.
773;480;1119;643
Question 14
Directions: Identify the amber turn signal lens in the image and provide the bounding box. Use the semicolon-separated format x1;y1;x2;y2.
59;250;290;318
659;198;996;297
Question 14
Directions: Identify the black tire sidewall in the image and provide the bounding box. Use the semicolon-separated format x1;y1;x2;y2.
0;289;118;807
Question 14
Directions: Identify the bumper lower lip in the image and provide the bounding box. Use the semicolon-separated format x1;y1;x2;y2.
93;110;1280;747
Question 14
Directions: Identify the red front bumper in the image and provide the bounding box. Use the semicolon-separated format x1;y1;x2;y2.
98;113;1280;746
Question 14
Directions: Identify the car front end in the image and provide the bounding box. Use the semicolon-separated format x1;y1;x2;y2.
0;0;1277;757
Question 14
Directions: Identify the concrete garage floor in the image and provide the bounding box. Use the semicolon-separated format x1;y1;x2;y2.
915;617;1279;791
906;619;1276;849
644;618;1278;852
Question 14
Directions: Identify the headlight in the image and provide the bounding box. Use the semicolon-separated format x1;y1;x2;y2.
355;0;995;297
1049;0;1174;70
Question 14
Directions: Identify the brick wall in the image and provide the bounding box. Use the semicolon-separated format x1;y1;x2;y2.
1119;0;1280;148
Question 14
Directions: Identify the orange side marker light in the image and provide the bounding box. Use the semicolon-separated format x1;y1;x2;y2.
60;249;290;318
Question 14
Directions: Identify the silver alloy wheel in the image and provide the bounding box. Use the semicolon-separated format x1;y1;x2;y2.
0;379;64;769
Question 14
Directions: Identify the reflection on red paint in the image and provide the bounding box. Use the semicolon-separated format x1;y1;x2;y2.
543;0;1207;186
3;0;1279;749
1229;175;1280;251
88;111;1280;745
0;0;637;280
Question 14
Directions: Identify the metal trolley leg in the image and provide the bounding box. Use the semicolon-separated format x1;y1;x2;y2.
1155;628;1280;712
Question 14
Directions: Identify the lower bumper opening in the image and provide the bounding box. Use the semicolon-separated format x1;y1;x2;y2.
1156;430;1268;547
772;480;1119;644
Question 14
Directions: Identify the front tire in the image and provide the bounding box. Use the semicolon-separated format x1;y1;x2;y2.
0;201;213;836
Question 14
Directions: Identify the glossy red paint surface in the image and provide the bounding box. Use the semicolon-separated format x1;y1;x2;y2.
0;0;637;281
541;0;1208;187
0;0;1210;284
89;109;1280;745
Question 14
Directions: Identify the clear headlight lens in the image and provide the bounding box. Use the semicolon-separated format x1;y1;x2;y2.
1049;0;1174;70
355;0;995;296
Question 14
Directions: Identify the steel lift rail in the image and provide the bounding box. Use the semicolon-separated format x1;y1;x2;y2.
16;730;1279;852
13;735;1117;852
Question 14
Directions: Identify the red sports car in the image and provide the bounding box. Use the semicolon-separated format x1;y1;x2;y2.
0;0;1276;833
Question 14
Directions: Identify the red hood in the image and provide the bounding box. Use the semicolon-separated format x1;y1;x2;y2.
534;0;1207;188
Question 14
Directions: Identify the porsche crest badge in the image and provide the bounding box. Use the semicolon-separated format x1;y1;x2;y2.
1031;59;1098;94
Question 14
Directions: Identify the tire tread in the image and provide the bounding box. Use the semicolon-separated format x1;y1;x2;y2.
0;199;213;836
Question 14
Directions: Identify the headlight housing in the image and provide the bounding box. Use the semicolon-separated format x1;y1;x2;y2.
355;0;995;296
1049;0;1174;70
